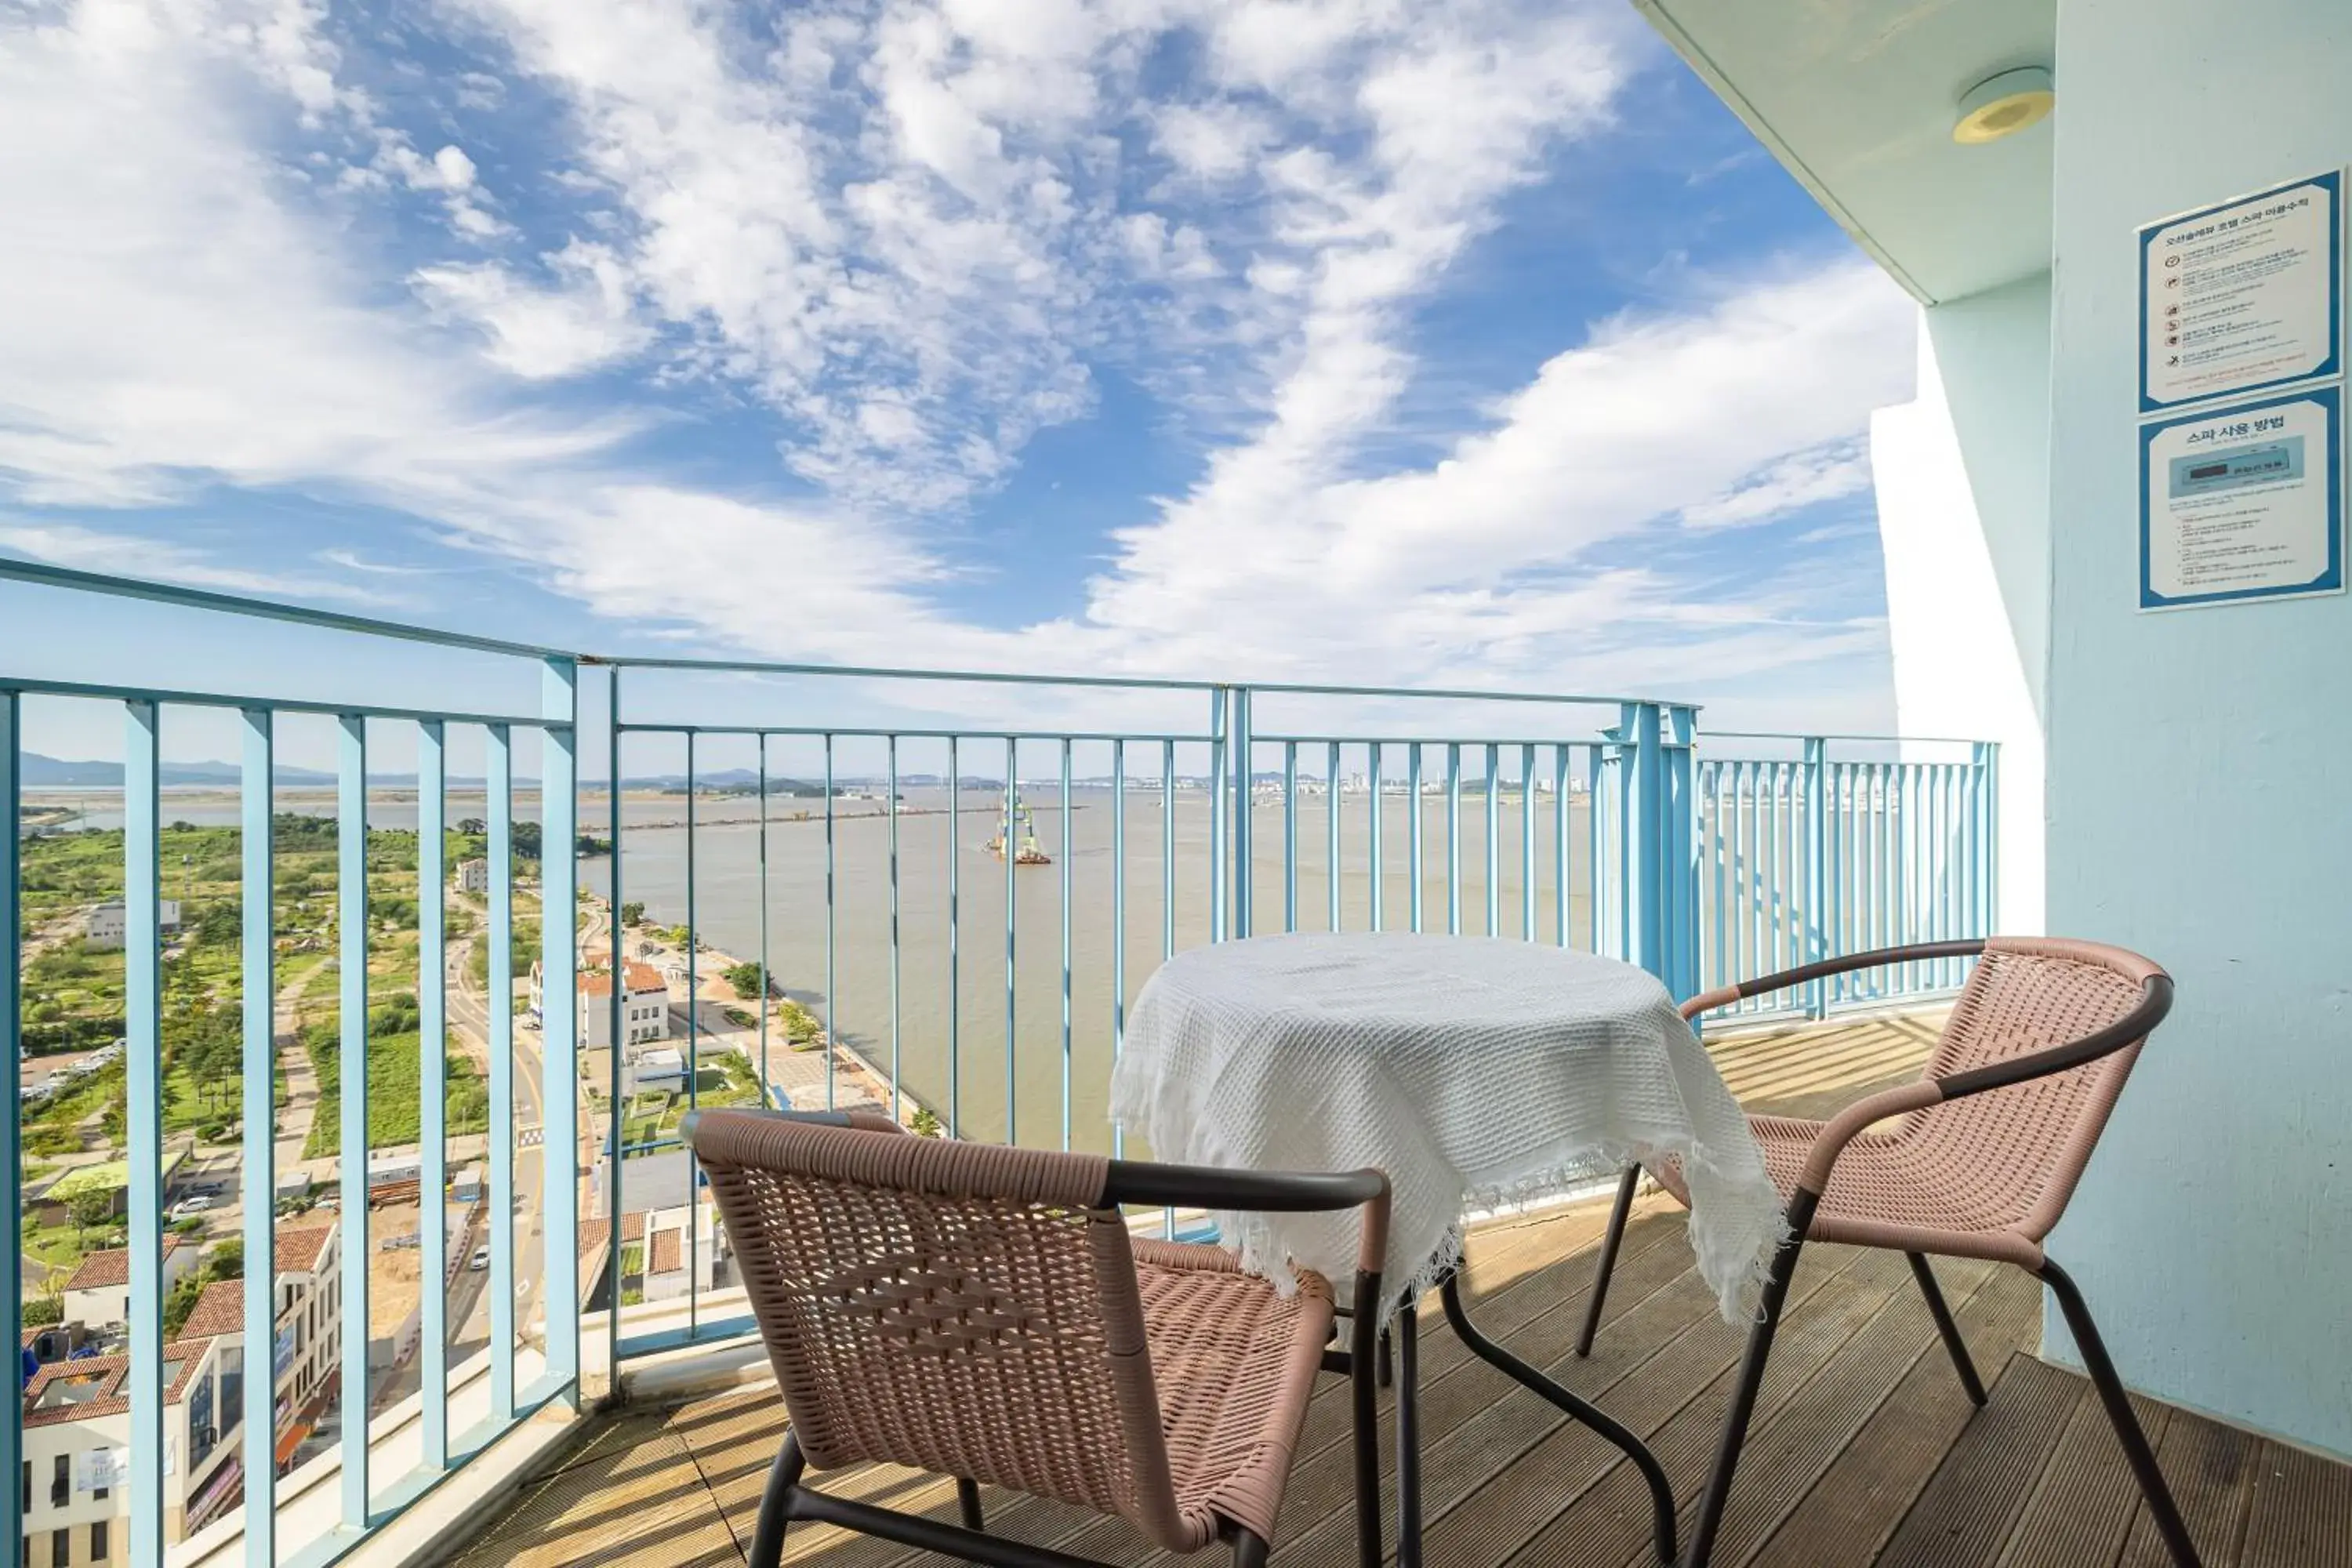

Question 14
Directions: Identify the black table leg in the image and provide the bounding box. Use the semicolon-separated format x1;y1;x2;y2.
1437;1274;1678;1565
1396;1301;1421;1568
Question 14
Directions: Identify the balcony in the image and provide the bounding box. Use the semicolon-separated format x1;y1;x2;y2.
2;560;2346;1568
452;1194;2347;1568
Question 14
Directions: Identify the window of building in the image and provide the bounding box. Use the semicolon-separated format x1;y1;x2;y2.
90;1519;107;1560
51;1454;69;1507
51;1526;69;1566
20;1458;29;1514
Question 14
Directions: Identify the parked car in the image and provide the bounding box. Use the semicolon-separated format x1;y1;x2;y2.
468;1246;491;1272
168;1196;213;1219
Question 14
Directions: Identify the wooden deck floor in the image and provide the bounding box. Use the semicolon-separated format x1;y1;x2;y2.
452;1014;2352;1568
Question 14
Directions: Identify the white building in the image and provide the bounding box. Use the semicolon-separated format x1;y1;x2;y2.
22;1226;342;1566
80;900;180;952
452;858;488;895
59;1237;195;1334
539;960;670;1051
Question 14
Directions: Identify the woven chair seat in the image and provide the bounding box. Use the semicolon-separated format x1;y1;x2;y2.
1653;1115;2044;1268
1128;1240;1336;1545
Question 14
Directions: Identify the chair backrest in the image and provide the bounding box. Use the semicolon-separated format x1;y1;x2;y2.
689;1110;1191;1546
1911;936;2168;1240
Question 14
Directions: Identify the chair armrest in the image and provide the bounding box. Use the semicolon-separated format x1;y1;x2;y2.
1683;939;1987;1020
1794;1080;1944;1192
1103;1161;1392;1276
681;1105;905;1149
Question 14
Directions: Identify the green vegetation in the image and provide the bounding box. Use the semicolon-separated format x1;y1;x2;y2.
619;902;645;927
909;1107;942;1138
21;1298;62;1328
722;961;768;1000
162;1240;244;1338
617;1054;762;1145
301;995;490;1158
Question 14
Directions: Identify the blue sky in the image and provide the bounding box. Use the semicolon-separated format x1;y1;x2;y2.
0;0;1920;771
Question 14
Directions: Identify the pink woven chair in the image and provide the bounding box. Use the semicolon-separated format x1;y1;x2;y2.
686;1107;1392;1568
1575;937;2199;1568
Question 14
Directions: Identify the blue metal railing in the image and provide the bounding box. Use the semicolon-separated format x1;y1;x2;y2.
1697;735;1998;1020
0;560;1998;1567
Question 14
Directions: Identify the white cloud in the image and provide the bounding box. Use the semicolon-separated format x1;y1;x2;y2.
0;0;1919;737
413;241;650;379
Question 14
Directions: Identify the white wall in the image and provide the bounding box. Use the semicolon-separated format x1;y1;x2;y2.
2042;0;2352;1458
1869;271;2051;934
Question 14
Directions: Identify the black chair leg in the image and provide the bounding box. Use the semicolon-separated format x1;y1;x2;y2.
1232;1529;1271;1568
750;1430;807;1568
1396;1302;1421;1568
958;1476;988;1567
1349;1267;1385;1568
1683;1192;1814;1568
1907;1253;1987;1406
2039;1259;2202;1568
1577;1165;1641;1357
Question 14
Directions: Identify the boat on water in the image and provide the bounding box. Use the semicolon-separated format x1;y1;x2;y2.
985;792;1052;866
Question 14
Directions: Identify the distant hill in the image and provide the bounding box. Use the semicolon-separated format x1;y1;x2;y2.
20;753;534;789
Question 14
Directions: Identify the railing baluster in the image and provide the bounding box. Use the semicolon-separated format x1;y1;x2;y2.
1520;743;1537;941
1109;738;1124;1158
758;741;771;1109
1283;742;1298;932
684;731;701;1330
948;735;960;1137
1004;736;1018;1144
1160;739;1175;1237
824;734;837;1111
1408;744;1425;933
1446;743;1462;935
416;718;446;1476
0;692;20;1568
1232;689;1253;938
1369;742;1385;932
1208;697;1226;943
488;722;515;1416
606;671;625;1377
1484;742;1501;936
1059;737;1073;1151
888;734;902;1122
1554;745;1570;948
126;701;165;1568
542;662;579;1383
1327;740;1341;933
338;711;372;1520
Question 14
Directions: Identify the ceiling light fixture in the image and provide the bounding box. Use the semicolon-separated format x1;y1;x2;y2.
1953;67;2055;145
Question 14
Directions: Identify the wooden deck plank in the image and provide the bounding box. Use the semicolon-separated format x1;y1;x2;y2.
459;1173;2351;1568
1743;1267;2043;1568
1501;1247;1916;1568
1875;1352;2082;1567
1992;1379;2176;1568
2241;1437;2352;1568
2114;1404;2257;1568
1615;1254;2011;1568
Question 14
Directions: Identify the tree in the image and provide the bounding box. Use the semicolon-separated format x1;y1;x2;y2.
207;1236;245;1281
619;902;645;927
909;1107;943;1138
722;962;768;1000
21;1296;61;1328
67;1189;115;1247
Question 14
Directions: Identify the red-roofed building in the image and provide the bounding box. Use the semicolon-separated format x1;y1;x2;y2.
23;1225;346;1565
532;958;671;1051
60;1236;196;1334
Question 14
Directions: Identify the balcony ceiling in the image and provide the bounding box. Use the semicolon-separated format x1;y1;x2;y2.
1636;0;2056;305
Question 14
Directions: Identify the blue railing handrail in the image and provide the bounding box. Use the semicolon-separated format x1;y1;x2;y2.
1;557;1681;710
0;556;577;662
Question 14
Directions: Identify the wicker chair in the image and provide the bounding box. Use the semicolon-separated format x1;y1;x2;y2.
1574;937;2201;1568
686;1107;1392;1568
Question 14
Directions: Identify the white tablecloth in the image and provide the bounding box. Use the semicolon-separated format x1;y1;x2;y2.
1111;932;1783;1323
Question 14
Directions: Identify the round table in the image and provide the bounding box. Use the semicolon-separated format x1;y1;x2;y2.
1111;931;1784;1567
